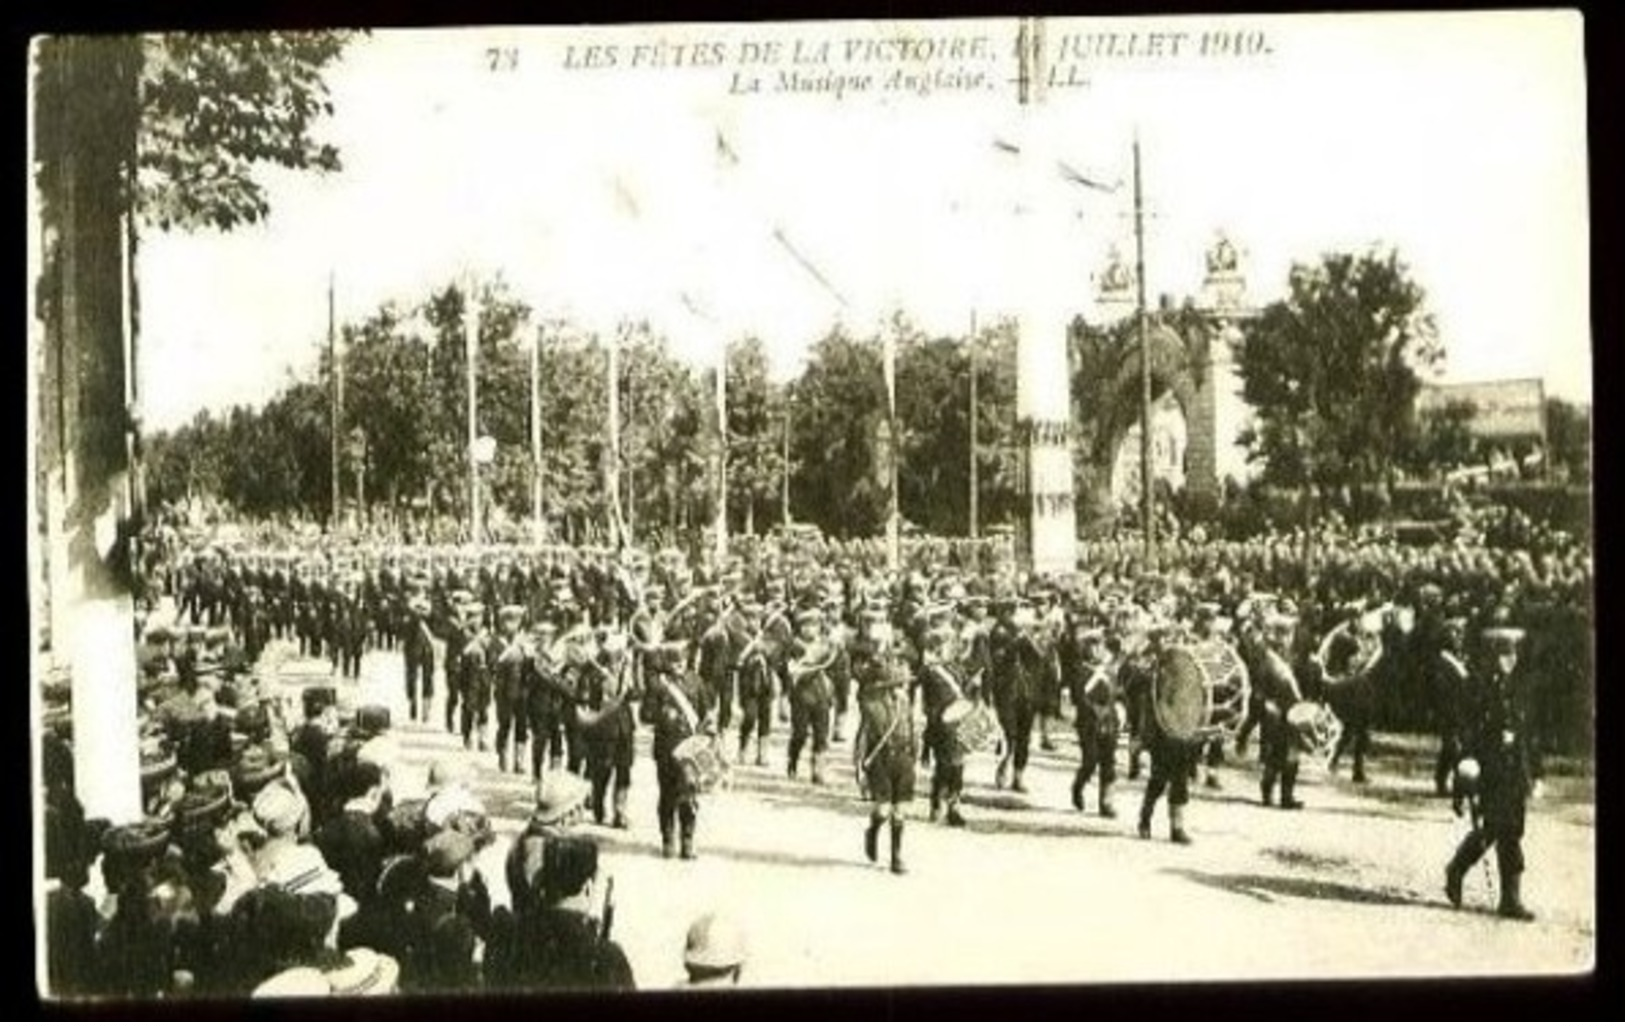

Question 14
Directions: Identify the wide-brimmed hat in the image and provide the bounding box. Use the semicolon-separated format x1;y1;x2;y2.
529;771;590;827
324;948;400;997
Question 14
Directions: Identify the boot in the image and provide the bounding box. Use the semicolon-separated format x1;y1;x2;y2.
1137;805;1153;840
498;748;510;773
1127;744;1143;781
944;796;966;828
811;752;825;786
1260;767;1277;807
754;737;766;768
591;782;608;825
1280;764;1304;810
889;818;907;875
1169;804;1192;845
737;738;749;765
612;785;630;830
1204;770;1222;791
1498;872;1535;921
994;755;1009;790
1071;770;1086;812
864;812;883;863
679;806;697;860
1445;860;1465;908
1011;769;1027;794
661;828;676;859
832;712;846;744
1098;779;1118;819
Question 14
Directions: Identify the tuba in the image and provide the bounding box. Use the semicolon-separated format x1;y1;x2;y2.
1315;612;1385;703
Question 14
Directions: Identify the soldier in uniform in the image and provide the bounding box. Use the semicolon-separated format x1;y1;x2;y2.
457;603;494;752
1430;616;1472;797
696;594;736;735
642;640;716;859
852;603;917;874
402;593;437;725
1065;625;1121;818
1445;627;1540;920
785;607;836;785
575;631;638;829
1254;611;1308;811
916;605;970;826
492;605;533;774
524;621;571;784
1134;622;1198;844
734;601;776;768
987;598;1047;793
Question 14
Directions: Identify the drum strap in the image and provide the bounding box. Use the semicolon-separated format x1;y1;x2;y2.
861;695;904;770
1440;651;1468;681
659;677;700;734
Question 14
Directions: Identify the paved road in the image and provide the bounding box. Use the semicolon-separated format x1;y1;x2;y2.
262;641;1595;990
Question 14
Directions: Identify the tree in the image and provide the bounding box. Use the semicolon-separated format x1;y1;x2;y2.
726;337;786;535
789;327;888;538
1543;397;1591;483
137;32;357;231
1236;248;1442;489
1409;398;1478;478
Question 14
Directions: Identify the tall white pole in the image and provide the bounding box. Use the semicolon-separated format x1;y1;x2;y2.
715;339;728;562
607;326;623;547
885;321;900;570
531;326;543;542
464;279;479;544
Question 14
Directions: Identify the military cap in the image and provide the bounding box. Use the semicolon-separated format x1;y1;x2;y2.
102;818;173;864
498;604;527;625
173;783;235;833
1482;627;1526;652
324;948;400;997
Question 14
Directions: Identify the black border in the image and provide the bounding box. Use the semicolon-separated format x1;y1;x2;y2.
12;0;1617;1019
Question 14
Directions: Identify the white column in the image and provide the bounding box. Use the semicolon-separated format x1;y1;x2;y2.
1012;104;1078;577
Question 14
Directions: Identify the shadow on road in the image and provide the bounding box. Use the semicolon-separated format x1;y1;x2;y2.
584;825;868;874
1165;867;1444;910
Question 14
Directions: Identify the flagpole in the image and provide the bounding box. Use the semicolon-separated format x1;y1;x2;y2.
969;308;979;540
885;319;900;571
531;324;544;543
716;338;729;562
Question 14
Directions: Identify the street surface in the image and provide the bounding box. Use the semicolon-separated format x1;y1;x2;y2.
261;639;1595;990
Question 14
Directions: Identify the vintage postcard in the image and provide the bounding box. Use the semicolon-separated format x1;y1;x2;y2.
29;12;1592;1003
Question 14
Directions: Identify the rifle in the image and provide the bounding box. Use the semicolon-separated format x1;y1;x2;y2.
598;874;616;942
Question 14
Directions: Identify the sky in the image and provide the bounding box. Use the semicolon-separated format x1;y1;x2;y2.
127;12;1591;431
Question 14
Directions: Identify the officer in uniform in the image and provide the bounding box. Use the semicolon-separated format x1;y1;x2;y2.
1445;627;1540;920
988;597;1046;793
852;603;917;874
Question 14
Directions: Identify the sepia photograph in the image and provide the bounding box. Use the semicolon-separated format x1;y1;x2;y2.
28;10;1594;1004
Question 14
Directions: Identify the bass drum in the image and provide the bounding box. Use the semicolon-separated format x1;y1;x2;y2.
1151;642;1252;745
